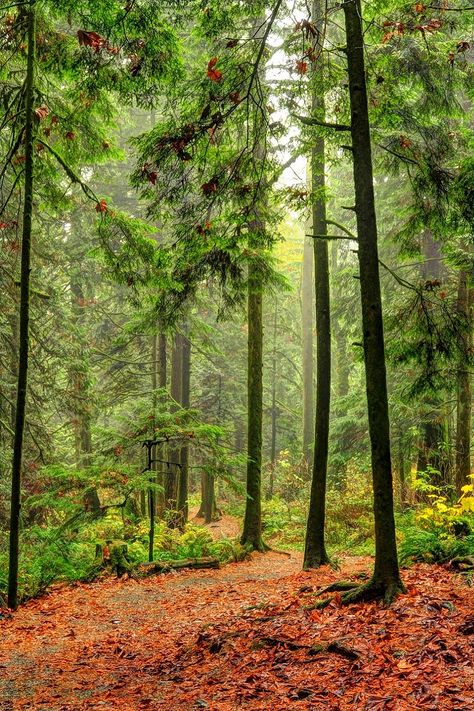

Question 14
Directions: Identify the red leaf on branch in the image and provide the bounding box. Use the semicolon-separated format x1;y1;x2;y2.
296;60;308;75
34;104;49;120
77;30;106;52
207;57;223;82
95;200;108;213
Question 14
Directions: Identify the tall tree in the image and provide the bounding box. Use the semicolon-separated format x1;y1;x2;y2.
301;234;314;472
8;0;36;610
340;0;403;602
304;0;331;570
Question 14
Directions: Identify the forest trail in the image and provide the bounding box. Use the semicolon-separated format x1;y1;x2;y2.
1;547;474;711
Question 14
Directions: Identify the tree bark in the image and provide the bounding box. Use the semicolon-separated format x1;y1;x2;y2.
268;299;278;499
342;0;403;602
455;270;472;497
70;272;100;515
8;2;35;610
177;328;191;526
302;233;314;472
241;259;265;550
166;333;182;525
304;0;331;569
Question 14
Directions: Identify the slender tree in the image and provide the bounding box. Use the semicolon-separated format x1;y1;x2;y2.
301;234;314;472
341;0;404;602
304;0;331;569
455;270;472;496
8;0;36;610
177;327;191;526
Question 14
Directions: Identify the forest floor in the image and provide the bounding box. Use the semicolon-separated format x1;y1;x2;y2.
1;517;473;710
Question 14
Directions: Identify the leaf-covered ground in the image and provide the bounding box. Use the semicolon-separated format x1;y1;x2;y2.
1;550;473;710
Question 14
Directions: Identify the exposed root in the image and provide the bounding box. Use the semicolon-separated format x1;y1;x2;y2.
315;581;359;597
256;636;359;660
265;546;292;557
341;578;406;606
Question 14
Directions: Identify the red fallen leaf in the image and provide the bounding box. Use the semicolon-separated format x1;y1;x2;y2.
95;200;108;213
147;171;158;185
51;115;59;125
229;91;241;105
0;222;9;228
413;3;426;11
296;60;308;75
12;154;26;164
439;291;447;299
207;57;223;82
65;131;75;140
399;135;412;149
34;104;49;120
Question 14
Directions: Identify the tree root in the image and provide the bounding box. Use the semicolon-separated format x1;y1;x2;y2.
315;581;359;597
450;556;474;571
312;577;406;607
256;636;359;660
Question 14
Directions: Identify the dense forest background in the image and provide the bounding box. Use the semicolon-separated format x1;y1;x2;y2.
1;0;473;612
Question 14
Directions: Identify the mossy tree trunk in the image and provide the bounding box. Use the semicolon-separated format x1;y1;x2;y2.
166;333;182;526
70;271;100;516
304;0;331;570
177;328;191;527
241;256;265;551
301;234;314;474
8;1;36;611
455;270;472;497
342;0;403;602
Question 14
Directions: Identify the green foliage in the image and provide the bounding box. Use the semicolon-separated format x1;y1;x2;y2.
399;476;474;565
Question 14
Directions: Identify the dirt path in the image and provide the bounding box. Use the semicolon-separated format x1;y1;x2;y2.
1;547;473;710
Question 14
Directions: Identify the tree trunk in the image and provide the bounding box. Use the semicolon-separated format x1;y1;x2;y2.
268;299;278;499
241;260;265;550
302;233;314;473
156;332;167;517
342;0;403;602
455;270;472;497
304;0;331;570
70;273;100;515
8;2;35;611
166;333;182;526
177;328;191;526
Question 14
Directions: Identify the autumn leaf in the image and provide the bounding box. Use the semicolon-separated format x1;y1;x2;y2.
207;57;223;82
296;60;308;75
65;131;75;140
34;104;49;120
95;200;108;213
77;29;106;52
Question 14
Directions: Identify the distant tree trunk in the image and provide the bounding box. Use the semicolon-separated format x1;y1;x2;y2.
342;0;403;602
8;2;35;611
156;332;167;517
304;0;331;570
70;274;100;515
417;230;450;489
166;333;182;526
177;329;191;526
241;257;265;551
268;300;278;499
302;233;314;473
455;270;472;497
200;373;221;523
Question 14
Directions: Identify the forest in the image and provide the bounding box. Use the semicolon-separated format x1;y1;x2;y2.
0;0;473;709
